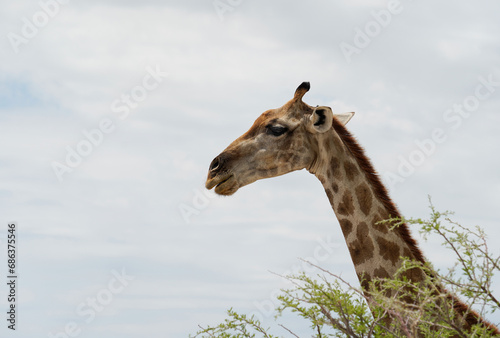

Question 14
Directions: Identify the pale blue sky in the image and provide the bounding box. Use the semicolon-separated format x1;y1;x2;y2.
0;1;499;337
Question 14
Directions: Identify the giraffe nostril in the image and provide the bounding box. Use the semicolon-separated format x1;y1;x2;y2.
209;157;220;172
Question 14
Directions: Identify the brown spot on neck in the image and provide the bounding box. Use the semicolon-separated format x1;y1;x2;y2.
344;161;359;181
350;222;374;266
325;188;334;205
372;213;389;234
337;191;355;216
374;266;391;279
377;236;402;266
355;183;372;216
339;219;353;237
331;182;339;193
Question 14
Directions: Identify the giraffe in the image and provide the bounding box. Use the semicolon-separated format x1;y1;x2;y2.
205;82;499;335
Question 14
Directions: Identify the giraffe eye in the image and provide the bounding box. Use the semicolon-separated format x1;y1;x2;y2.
267;125;288;137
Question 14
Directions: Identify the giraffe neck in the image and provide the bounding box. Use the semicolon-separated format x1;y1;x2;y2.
307;120;499;334
307;121;426;286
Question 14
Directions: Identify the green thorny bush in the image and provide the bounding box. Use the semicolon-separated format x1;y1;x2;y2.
192;199;500;337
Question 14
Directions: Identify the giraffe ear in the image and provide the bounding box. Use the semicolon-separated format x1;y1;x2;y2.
333;111;355;125
307;106;334;134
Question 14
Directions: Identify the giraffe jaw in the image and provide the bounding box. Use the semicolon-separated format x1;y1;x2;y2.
206;174;238;196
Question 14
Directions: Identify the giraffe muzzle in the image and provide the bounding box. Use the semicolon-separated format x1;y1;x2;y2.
206;153;239;195
205;172;237;195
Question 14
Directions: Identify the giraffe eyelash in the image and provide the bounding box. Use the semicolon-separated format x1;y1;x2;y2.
266;125;288;136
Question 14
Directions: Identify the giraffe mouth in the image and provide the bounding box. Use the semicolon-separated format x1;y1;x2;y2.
206;174;238;195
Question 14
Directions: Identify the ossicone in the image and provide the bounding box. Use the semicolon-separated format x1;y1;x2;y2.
294;81;310;101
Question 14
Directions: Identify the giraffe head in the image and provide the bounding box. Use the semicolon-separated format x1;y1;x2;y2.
206;82;354;195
